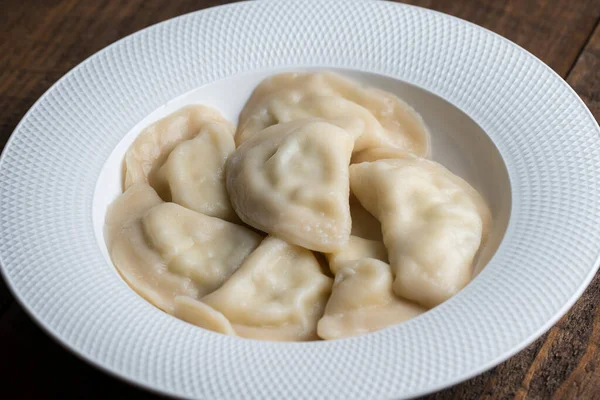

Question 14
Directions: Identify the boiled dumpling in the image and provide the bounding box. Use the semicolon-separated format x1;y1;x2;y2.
326;236;388;275
317;258;425;340
105;184;194;312
351;147;417;164
156;122;238;221
123;105;234;200
237;71;430;156
202;236;333;341
105;186;261;313
238;93;382;149
142;202;263;297
350;158;491;308
226;119;354;252
173;296;236;336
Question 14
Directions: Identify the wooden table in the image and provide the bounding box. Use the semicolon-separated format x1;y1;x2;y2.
1;1;599;398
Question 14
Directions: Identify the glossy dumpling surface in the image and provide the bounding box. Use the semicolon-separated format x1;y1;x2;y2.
156;121;237;221
173;296;237;336
226;119;354;252
238;92;381;149
202;236;333;341
142;202;263;297
350;158;491;308
105;184;194;312
326;236;388;275
351;147;417;164
317;258;425;340
124;105;234;199
105;186;261;313
237;71;430;156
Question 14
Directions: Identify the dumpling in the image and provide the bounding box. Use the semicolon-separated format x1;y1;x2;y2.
326;236;388;275
317;258;425;340
105;186;261;313
226;119;354;252
351;147;417;164
202;236;333;341
237;71;430;156
142;202;263;297
350;158;491;308
123;105;234;200
173;296;236;336
105;184;194;312
156;122;238;221
350;194;382;241
238;93;382;149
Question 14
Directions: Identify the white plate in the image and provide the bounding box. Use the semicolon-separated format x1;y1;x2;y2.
1;1;599;398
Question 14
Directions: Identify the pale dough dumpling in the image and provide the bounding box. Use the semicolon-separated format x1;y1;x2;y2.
237;71;430;156
105;184;194;312
350;158;491;308
326;236;388;275
173;296;236;336
123;105;234;200
202;236;333;341
226;119;354;252
105;186;261;313
238;93;381;149
351;147;417;164
142;202;263;298
156;122;238;221
317;258;425;340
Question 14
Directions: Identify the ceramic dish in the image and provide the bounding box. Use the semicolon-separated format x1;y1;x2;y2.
1;1;599;398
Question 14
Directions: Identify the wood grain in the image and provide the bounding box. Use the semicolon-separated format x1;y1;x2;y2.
568;22;600;123
0;0;599;398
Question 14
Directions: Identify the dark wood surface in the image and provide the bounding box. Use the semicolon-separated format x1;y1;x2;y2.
1;0;599;398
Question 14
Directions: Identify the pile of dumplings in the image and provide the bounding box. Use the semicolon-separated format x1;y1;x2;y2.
105;71;491;341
